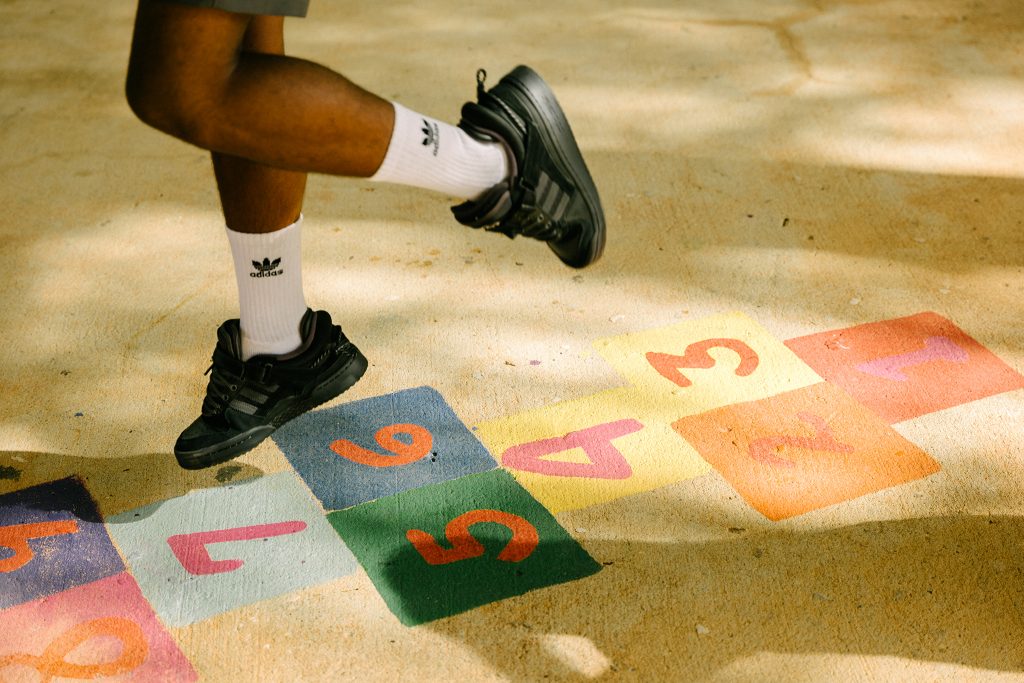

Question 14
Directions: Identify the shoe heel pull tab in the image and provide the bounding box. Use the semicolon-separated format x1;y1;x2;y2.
476;68;488;98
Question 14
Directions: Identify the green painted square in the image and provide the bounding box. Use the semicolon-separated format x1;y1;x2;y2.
328;469;601;625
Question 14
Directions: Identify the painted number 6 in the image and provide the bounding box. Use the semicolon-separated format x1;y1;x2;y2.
406;509;539;566
331;423;433;467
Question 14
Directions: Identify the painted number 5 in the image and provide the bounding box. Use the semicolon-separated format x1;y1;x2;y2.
646;338;759;388
406;509;539;566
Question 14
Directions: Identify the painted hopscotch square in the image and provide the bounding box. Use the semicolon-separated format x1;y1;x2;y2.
106;472;357;627
784;311;1024;423
328;469;601;626
474;386;710;513
673;382;940;521
0;477;124;610
273;386;498;511
0;572;197;681
594;311;822;417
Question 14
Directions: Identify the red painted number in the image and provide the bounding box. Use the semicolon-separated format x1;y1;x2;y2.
406;509;540;565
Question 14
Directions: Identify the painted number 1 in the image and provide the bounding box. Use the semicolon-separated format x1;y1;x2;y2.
646;338;759;388
406;509;539;566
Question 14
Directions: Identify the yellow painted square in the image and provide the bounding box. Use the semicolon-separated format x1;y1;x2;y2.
474;387;710;513
593;311;822;418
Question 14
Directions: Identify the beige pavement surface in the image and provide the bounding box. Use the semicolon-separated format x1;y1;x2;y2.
1;0;1022;681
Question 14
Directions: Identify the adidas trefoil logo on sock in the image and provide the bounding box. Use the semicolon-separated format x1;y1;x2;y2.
421;119;439;157
251;257;283;278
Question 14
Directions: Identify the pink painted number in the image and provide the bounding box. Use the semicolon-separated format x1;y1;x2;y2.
501;419;644;479
167;521;307;575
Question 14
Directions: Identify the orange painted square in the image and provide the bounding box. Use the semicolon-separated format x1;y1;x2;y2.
784;312;1024;423
673;382;940;521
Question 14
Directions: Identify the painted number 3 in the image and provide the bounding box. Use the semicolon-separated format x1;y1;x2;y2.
406;510;539;566
646;338;759;388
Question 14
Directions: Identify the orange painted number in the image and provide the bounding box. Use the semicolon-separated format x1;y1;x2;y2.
0;520;79;573
406;509;540;565
646;338;759;388
0;616;148;681
331;423;433;467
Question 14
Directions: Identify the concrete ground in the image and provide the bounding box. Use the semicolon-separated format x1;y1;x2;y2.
1;0;1022;681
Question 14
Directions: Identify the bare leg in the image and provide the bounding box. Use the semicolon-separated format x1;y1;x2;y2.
126;0;394;178
210;16;306;233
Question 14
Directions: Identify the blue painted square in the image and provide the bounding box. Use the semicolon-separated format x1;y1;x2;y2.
106;472;358;627
0;477;124;609
273;386;498;510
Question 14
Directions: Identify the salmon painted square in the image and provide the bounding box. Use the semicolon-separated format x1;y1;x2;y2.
673;382;940;521
784;312;1024;423
0;573;196;682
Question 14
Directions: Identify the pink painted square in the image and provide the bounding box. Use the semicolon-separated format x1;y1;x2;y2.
0;573;197;682
785;312;1024;423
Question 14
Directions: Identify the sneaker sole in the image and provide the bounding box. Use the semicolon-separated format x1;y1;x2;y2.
174;349;369;470
499;65;606;267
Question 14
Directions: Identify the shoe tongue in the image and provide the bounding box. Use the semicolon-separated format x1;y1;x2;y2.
216;319;244;360
297;308;316;340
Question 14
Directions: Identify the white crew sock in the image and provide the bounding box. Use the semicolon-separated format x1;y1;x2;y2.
225;216;307;361
369;102;510;200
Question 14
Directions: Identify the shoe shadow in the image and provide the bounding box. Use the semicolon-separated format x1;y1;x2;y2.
0;450;265;521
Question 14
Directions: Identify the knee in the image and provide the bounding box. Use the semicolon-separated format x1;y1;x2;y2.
125;59;222;148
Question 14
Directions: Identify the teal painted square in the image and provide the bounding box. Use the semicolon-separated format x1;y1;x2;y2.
273;386;498;511
106;473;358;626
328;469;601;625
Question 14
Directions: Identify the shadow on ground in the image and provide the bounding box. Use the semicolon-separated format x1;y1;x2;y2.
0;450;264;518
422;513;1024;680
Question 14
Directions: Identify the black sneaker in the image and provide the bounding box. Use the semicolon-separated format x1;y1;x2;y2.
174;309;367;470
452;66;605;269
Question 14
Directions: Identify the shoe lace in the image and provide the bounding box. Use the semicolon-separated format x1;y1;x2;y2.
200;361;245;418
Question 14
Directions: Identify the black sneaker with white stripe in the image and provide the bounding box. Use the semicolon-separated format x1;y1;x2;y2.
452;65;605;268
174;309;367;470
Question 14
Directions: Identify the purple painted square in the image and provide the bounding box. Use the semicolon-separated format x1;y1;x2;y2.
273;386;498;510
0;477;124;609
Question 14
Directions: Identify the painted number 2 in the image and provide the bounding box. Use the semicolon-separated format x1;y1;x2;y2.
406;509;539;566
646;338;759;388
749;412;854;468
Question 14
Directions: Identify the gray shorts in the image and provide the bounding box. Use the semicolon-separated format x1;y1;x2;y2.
163;0;309;17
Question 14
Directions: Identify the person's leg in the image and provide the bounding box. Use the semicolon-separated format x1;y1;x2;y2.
126;0;604;469
212;16;309;359
127;0;393;176
127;0;509;199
